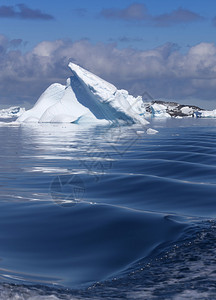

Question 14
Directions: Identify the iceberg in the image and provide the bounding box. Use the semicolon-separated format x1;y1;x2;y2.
0;106;25;119
146;128;158;135
151;103;171;118
16;63;216;123
17;63;149;126
194;109;216;118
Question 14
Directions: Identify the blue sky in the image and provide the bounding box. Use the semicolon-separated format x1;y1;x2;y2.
2;0;216;50
1;0;216;108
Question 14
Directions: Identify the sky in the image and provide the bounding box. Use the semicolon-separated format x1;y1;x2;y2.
1;0;216;108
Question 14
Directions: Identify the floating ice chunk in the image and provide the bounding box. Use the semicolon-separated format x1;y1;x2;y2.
0;106;25;119
146;128;158;135
197;109;216;118
136;130;145;135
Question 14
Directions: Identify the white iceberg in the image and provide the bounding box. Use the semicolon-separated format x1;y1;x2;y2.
146;128;158;135
0;106;25;119
151;103;171;118
17;63;149;126
194;109;216;118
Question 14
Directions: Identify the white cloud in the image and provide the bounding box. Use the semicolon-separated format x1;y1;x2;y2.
0;36;216;107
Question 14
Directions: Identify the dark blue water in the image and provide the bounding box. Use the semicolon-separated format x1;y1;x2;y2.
0;118;216;299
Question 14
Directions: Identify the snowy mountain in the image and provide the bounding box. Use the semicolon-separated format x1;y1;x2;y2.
0;106;25;119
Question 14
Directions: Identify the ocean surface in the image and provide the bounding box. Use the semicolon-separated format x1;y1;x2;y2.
0;118;216;299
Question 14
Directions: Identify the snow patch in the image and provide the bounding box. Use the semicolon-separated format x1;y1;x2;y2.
180;106;193;115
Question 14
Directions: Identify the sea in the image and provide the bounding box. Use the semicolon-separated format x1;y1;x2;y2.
0;117;216;299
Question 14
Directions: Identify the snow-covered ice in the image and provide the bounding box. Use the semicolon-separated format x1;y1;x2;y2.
17;83;66;123
180;106;194;115
17;63;149;126
146;128;159;135
14;63;216;124
151;103;171;118
194;109;216;118
0;106;25;119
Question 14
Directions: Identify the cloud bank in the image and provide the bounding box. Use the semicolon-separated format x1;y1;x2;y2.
1;35;216;106
0;4;54;20
101;3;204;26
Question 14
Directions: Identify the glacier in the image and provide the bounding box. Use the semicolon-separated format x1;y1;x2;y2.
17;63;149;126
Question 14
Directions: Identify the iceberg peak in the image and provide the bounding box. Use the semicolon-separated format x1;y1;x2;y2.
68;62;117;102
